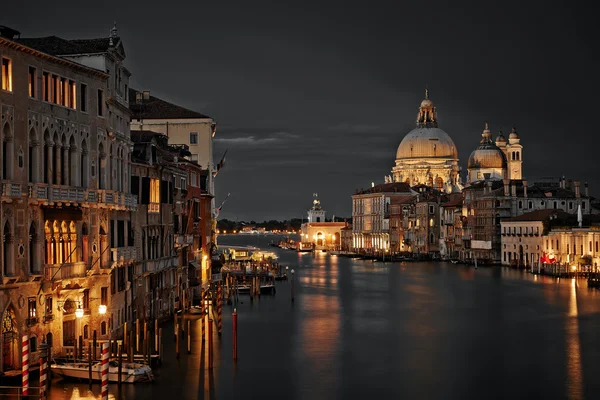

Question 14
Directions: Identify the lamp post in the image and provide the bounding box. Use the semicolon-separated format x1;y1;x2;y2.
75;303;83;359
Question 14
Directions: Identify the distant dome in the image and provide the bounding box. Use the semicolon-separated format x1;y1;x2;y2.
396;127;458;159
420;99;433;108
468;144;507;169
509;126;519;140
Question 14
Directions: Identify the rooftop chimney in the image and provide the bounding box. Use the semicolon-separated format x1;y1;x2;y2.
561;175;566;189
503;179;510;197
523;180;528;198
567;179;573;190
575;180;581;198
584;182;589;197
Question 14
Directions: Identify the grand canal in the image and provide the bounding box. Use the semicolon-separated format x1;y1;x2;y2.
46;234;600;399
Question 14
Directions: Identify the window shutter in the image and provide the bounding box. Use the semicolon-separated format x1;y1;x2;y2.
131;176;140;196
141;177;150;204
160;180;168;204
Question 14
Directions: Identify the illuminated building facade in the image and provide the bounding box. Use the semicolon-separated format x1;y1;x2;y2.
300;195;346;250
0;25;136;371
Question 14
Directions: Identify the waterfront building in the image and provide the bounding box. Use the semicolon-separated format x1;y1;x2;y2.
500;209;567;268
439;194;464;259
391;89;462;192
129;89;216;274
388;196;415;254
544;215;600;271
403;185;442;256
351;182;415;253
1;25;136;371
129;130;187;323
300;195;346;250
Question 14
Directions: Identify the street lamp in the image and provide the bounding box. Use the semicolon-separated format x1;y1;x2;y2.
98;304;107;315
75;304;84;319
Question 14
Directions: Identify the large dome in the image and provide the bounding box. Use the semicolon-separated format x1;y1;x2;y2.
468;144;507;168
396;127;458;159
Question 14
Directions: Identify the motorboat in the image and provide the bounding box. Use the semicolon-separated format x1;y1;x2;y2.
51;360;153;383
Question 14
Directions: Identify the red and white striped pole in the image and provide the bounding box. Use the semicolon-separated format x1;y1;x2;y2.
39;353;47;398
22;334;29;396
101;342;109;400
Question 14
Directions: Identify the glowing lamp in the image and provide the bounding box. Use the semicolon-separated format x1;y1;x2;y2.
98;304;107;315
75;306;84;319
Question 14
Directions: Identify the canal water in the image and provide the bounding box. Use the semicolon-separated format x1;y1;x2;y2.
46;234;600;399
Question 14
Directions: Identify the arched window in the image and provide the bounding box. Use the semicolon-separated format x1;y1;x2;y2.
516;152;520;161
3;221;14;276
52;132;60;184
61;133;68;185
101;321;107;335
81;139;89;188
436;177;443;190
43;129;51;184
98;141;105;189
69;135;76;186
2;123;14;180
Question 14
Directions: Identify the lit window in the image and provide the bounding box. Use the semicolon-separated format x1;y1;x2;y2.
45;296;53;316
1;58;12;91
28;298;37;319
28;67;36;97
69;80;77;109
150;178;160;212
189;132;198;144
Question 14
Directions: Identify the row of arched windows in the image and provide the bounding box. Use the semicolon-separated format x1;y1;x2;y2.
1;122;130;192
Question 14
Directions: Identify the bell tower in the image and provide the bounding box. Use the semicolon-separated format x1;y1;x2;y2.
506;126;523;180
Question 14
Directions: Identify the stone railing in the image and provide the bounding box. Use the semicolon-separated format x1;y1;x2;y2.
44;262;87;280
111;246;137;262
1;181;23;198
28;184;137;210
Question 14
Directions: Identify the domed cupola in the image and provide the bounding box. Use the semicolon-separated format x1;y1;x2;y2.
508;125;520;144
391;89;461;189
467;122;508;183
495;130;507;147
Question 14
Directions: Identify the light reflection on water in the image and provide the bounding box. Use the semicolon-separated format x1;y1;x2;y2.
42;235;600;399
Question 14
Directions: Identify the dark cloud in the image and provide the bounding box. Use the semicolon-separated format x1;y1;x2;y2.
6;0;599;220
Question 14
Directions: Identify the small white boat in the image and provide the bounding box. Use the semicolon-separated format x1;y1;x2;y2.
51;360;153;383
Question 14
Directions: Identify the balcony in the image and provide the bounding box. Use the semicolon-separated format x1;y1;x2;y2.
26;317;39;327
44;314;54;323
28;184;138;211
44;262;87;280
1;182;23;199
111;247;137;263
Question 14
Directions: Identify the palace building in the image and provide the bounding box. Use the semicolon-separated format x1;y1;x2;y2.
391;89;462;193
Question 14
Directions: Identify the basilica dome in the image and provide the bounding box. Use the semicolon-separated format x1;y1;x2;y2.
396;127;458;159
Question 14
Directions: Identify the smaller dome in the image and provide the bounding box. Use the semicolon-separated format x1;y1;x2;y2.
495;131;507;143
468;144;507;169
509;126;519;139
420;99;433;108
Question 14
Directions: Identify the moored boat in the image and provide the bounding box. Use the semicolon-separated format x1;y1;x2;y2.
51;360;153;383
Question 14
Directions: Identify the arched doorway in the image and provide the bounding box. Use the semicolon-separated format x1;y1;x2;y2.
2;306;18;370
316;232;324;246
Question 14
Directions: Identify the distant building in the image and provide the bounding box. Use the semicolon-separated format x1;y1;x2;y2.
300;195;346;250
352;182;416;252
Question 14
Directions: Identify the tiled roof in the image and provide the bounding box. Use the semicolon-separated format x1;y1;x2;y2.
129;88;211;120
17;36;116;55
441;196;463;207
356;182;412;195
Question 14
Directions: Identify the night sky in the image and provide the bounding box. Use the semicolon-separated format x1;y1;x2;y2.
5;1;598;221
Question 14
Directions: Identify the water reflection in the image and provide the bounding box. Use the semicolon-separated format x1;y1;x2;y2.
565;279;584;399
